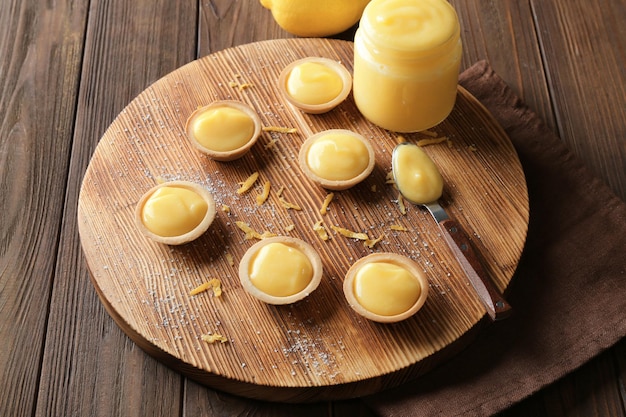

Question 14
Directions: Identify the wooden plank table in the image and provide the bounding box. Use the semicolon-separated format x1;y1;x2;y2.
1;0;624;416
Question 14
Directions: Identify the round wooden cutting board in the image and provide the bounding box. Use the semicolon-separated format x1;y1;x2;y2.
78;39;529;403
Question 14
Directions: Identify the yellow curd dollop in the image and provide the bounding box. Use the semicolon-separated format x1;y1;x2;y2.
248;242;314;297
286;62;344;105
393;143;444;204
362;0;458;52
191;106;255;152
141;186;209;237
353;261;422;316
306;132;370;181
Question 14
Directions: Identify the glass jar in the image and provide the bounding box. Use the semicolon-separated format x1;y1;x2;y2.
353;0;462;133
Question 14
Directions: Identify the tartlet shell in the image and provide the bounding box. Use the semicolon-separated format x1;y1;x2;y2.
134;180;216;246
239;236;323;305
298;129;376;191
343;253;429;323
278;57;352;114
185;100;262;161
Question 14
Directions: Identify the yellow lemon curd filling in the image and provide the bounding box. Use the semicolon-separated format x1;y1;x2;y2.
353;0;462;132
353;262;422;316
141;186;208;237
190;106;255;152
394;144;444;204
306;132;370;181
248;242;314;297
362;0;458;52
286;62;344;105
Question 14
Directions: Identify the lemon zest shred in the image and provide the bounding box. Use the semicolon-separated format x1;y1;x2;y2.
262;126;298;134
417;136;449;147
256;180;271;206
319;192;334;216
397;192;407;215
313;220;330;241
201;333;228;344
331;225;368;241
237;172;259;194
189;282;211;296
419;129;439;137
390;224;408;232
364;235;384;249
189;279;223;297
235;221;257;239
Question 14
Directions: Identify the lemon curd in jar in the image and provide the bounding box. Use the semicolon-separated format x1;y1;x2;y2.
141;186;209;238
353;0;462;132
248;242;314;297
353;261;422;316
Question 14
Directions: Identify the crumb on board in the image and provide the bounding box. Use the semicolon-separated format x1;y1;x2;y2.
237;172;259;194
228;75;254;91
284;224;295;232
201;333;228;344
225;253;235;266
468;144;478;152
319;192;334;216
221;204;231;214
385;171;395;185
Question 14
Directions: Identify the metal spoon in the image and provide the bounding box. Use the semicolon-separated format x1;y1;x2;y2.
392;141;512;321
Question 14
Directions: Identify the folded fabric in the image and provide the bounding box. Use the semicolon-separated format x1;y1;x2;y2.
363;60;626;416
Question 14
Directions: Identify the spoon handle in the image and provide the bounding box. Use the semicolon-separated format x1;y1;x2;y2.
439;218;513;321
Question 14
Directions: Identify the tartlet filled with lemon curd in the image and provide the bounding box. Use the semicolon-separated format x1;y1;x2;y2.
239;236;323;305
135;181;216;245
343;253;429;323
279;57;352;114
185;100;262;161
298;129;375;190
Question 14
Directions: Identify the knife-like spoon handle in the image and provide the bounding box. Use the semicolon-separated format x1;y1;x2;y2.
439;218;512;321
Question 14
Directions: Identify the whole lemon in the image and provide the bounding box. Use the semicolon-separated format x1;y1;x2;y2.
260;0;371;38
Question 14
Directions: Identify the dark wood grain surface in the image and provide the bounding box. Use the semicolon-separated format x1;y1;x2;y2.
1;0;624;416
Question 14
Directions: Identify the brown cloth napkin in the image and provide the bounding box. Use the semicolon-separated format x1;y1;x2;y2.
363;61;626;416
